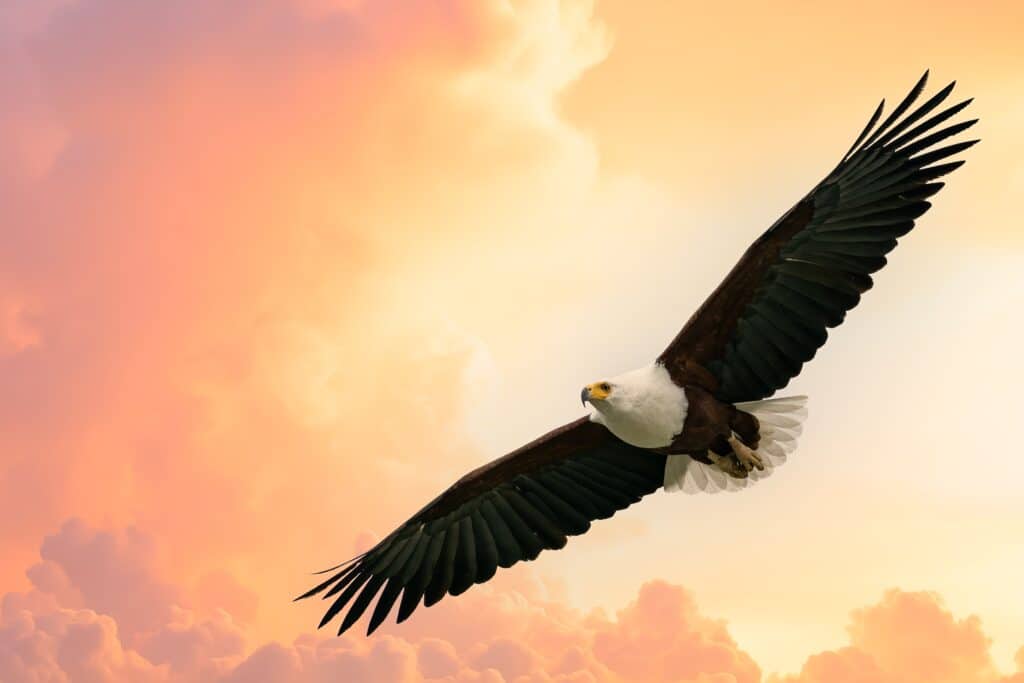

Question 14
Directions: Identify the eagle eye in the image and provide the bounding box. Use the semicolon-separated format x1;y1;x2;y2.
600;382;611;392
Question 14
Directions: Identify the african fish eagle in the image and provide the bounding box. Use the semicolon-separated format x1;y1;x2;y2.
297;72;978;636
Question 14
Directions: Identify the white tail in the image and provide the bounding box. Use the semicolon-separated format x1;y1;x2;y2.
663;395;808;494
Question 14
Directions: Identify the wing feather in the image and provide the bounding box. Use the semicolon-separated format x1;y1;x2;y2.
297;418;664;634
658;73;977;401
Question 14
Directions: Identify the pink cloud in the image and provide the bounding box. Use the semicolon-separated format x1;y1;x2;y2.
773;589;1019;683
137;607;246;680
592;581;760;683
0;0;604;627
221;643;301;683
0;606;163;683
3;520;250;682
779;648;888;683
848;590;996;683
472;637;540;679
36;518;185;643
4;518;1024;683
0;519;762;682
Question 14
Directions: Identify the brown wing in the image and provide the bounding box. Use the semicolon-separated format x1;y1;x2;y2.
296;418;665;635
658;72;977;403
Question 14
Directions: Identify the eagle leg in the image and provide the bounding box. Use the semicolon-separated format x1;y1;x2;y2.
708;451;749;478
727;433;764;472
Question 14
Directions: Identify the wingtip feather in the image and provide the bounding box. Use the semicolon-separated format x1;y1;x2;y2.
843;98;885;161
311;552;367;575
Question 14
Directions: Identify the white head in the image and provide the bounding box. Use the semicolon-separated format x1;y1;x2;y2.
579;364;687;449
580;366;666;417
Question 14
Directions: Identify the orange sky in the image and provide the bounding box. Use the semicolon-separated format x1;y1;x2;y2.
1;1;1023;681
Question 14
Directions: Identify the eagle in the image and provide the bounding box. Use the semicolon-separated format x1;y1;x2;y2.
297;72;977;636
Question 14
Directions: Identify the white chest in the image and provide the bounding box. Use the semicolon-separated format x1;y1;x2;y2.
587;363;688;449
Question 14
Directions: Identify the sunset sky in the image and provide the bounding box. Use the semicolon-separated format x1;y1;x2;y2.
2;1;1023;682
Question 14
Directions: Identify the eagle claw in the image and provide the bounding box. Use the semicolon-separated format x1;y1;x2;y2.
727;433;764;472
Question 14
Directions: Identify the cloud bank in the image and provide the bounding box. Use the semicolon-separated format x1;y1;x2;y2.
3;519;1023;683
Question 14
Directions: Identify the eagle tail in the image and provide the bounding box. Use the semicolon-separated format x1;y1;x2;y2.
663;395;808;494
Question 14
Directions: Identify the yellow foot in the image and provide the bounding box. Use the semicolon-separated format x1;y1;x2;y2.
727;433;764;472
709;452;748;478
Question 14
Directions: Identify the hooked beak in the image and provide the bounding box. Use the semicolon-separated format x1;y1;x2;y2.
580;386;591;406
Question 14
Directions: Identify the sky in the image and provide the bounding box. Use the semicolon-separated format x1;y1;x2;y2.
1;1;1023;682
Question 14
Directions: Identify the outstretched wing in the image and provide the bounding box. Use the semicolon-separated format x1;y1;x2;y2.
297;418;665;635
659;72;978;403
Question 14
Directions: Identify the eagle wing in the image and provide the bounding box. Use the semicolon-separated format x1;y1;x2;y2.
297;418;665;635
658;72;977;403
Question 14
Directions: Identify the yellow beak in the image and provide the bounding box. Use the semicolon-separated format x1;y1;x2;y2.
581;382;610;405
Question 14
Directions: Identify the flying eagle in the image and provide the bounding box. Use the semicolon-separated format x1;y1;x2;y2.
298;72;977;635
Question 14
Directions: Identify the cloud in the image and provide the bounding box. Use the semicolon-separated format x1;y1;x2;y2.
35;519;185;642
0;0;612;641
591;581;760;683
780;648;888;683
848;590;996;683
772;589;1020;683
2;520;249;683
0;518;763;683
0;607;164;683
5;518;1024;683
137;607;246;680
